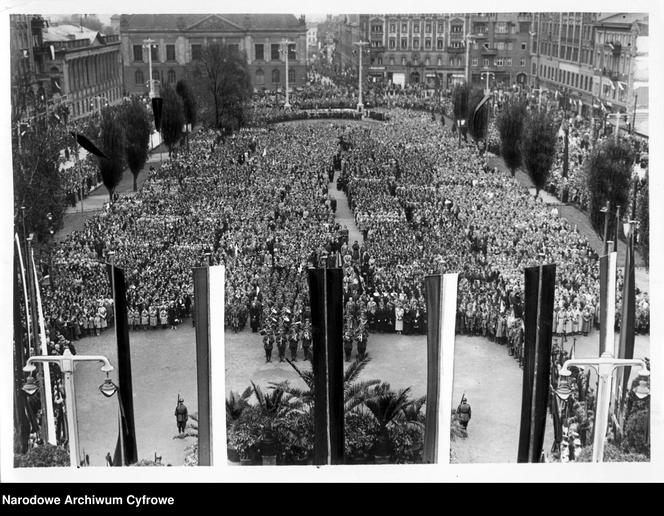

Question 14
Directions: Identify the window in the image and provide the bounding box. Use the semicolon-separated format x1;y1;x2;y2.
133;45;143;62
425;57;430;66
288;68;295;83
389;23;396;33
437;39;444;50
151;45;159;62
256;69;265;85
506;58;512;66
390;57;395;65
255;44;264;61
520;58;526;68
496;22;507;34
271;44;280;61
437;57;442;66
272;69;280;83
134;69;144;84
451;41;463;49
521;42;527;50
389;38;396;49
152;70;160;82
425;38;431;49
451;24;462;33
413;23;419;33
438;22;444;33
496;57;503;67
497;42;505;50
288;44;296;60
472;57;478;67
371;24;382;33
166;45;176;62
425;23;431;33
483;58;489;67
167;69;176;84
191;44;202;61
510;25;516;34
402;56;406;65
507;42;513;51
401;38;408;49
413;38;420;50
402;23;408;32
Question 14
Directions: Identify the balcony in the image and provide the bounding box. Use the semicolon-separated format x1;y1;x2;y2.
447;46;465;53
480;46;498;55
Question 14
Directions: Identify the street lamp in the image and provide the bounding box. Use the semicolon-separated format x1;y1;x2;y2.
480;71;495;154
600;201;610;255
22;349;115;468
142;38;158;98
280;39;295;109
353;41;369;113
90;95;109;118
560;353;648;462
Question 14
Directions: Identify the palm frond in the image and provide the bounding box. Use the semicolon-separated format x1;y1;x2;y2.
343;355;372;384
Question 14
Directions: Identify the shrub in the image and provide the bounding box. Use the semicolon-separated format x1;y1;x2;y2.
14;444;70;468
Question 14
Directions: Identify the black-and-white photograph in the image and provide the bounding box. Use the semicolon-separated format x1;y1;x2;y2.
5;3;655;475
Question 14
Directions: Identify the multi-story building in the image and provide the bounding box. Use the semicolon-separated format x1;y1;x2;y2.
317;14;361;75
530;12;599;115
119;14;307;95
41;24;123;120
592;12;648;123
10;14;48;120
467;13;532;89
306;25;318;64
348;13;531;90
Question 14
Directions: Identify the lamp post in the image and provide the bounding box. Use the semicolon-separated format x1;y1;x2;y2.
90;95;109;119
464;33;480;85
560;354;648;462
353;41;369;113
600;201;610;255
142;38;157;98
280;39;295;109
23;350;116;468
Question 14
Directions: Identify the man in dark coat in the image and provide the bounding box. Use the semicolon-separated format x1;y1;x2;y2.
276;331;287;362
263;333;274;362
175;398;188;434
457;396;471;429
343;331;353;362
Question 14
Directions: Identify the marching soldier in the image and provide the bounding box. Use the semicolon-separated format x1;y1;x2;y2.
343;330;353;362
457;396;472;429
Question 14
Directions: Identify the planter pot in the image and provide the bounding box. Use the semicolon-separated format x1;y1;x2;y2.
227;448;240;463
261;454;277;466
345;456;370;465
240;457;255;466
373;455;391;465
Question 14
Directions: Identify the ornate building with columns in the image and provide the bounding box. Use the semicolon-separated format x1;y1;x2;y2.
118;13;307;95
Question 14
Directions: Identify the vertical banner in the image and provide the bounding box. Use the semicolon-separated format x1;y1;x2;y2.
308;268;344;465
193;265;224;466
599;252;617;356
423;273;458;464
13;251;29;454
30;249;56;445
518;264;556;463
616;233;636;414
107;265;138;465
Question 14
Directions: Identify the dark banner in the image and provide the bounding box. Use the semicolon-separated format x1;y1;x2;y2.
106;265;138;465
193;267;211;466
14;252;29;454
308;268;344;465
618;233;636;401
152;97;164;132
423;274;441;463
518;264;555;463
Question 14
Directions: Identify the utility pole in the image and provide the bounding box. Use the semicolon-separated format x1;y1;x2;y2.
353;41;369;112
281;39;295;109
143;38;156;98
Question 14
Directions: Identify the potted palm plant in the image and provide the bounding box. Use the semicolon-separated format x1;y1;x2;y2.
226;387;252;463
364;383;414;464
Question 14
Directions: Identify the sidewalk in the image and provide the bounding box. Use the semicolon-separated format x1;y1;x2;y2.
329;171;364;246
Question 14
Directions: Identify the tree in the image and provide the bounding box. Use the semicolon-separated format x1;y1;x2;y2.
521;110;557;199
466;87;488;152
585;138;634;239
176;79;198;128
497;99;527;176
194;43;252;133
122;97;151;191
363;383;414;457
98;108;126;202
160;84;184;156
637;171;649;266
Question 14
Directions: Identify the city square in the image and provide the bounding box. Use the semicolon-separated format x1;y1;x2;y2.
9;10;651;470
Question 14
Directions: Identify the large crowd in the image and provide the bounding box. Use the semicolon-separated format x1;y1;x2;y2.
39;83;649;363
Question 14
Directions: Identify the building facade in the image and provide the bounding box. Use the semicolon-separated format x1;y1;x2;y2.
119;14;307;95
346;13;532;90
592;13;648;122
41;25;123;120
530;12;599;115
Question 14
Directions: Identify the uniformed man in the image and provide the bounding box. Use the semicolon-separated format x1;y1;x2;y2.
174;397;188;434
343;330;353;362
302;324;312;361
457;396;472;429
357;326;368;360
289;329;299;362
263;333;274;363
276;330;287;362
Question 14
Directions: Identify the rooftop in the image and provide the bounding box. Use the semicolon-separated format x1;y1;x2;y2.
121;13;304;32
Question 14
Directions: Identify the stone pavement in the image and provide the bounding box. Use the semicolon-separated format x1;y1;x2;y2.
329;170;364;246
